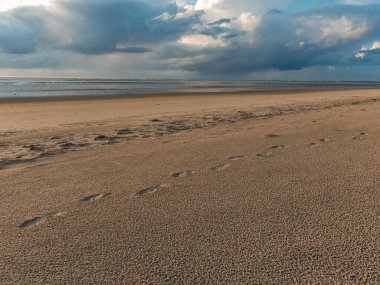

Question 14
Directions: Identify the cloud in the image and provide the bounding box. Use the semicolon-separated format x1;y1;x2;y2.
0;0;380;79
194;0;292;19
0;14;37;53
0;0;201;55
177;3;380;75
353;39;380;63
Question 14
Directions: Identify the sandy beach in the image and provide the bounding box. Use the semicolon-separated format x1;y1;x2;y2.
1;89;380;284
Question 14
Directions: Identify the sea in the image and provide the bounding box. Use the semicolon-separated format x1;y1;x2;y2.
1;78;380;98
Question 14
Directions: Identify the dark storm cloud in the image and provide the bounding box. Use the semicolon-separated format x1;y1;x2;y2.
182;4;380;74
0;0;201;55
0;14;37;54
209;18;232;25
58;0;164;54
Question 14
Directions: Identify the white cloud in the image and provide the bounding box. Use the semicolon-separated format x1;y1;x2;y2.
238;12;260;32
179;34;219;46
0;0;51;11
341;0;374;4
175;5;198;19
359;40;380;52
370;41;380;50
299;15;369;47
194;0;221;11
154;5;198;21
193;0;291;21
355;52;367;58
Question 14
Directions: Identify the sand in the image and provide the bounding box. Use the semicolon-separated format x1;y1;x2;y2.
1;89;380;284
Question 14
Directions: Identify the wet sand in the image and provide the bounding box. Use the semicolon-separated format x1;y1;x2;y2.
1;89;380;284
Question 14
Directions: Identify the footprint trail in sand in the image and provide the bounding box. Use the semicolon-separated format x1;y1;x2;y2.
135;184;167;197
82;193;112;203
227;155;246;161
308;143;321;148
19;212;67;229
257;151;273;157
172;170;196;177
210;164;230;171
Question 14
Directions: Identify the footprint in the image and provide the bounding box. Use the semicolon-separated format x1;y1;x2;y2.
266;134;279;138
210;164;230;171
172;170;196;177
257;151;273;157
270;145;288;149
353;132;368;140
60;142;75;148
107;137;120;144
135;184;167;197
308;143;321;148
150;118;163;122
19;217;47;229
49;212;66;218
82;193;112;203
18;212;67;229
76;143;91;148
94;135;108;141
117;128;134;135
228;155;245;161
353;136;363;140
23;145;44;152
50;136;62;140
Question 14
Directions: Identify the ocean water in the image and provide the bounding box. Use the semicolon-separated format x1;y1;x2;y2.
0;78;380;98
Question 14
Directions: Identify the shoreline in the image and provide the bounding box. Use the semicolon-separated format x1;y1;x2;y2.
1;87;380;103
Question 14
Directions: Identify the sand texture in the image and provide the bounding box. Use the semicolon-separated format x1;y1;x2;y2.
1;90;380;284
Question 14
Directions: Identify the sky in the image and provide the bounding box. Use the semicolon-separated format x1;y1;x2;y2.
0;0;380;80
